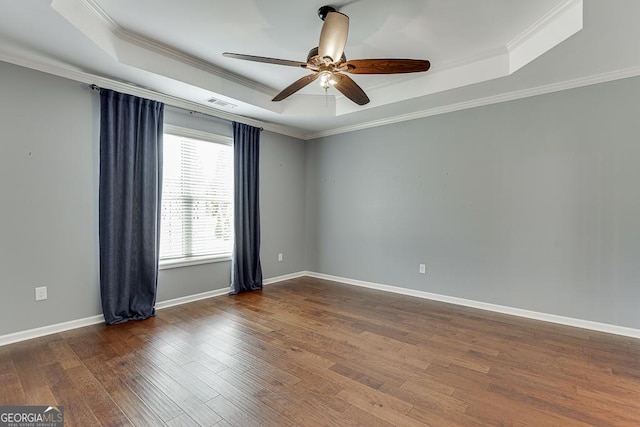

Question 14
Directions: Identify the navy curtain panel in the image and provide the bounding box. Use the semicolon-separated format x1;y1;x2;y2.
99;89;164;324
231;122;263;294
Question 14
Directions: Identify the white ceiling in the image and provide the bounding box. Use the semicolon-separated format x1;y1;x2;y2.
1;0;639;139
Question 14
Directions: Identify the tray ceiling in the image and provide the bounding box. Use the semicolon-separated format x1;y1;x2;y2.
1;1;639;138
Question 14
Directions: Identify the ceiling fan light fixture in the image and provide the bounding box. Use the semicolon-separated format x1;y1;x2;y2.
222;5;430;106
319;71;337;89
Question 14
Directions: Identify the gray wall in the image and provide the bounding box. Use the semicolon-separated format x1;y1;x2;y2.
0;61;306;335
0;62;101;336
2;57;639;336
260;131;307;279
305;76;640;329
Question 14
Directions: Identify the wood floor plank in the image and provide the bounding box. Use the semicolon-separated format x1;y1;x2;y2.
63;364;131;425
155;359;221;402
336;387;424;427
0;359;26;404
10;344;52;395
47;340;83;370
165;413;200;427
461;388;597;427
1;277;638;426
85;359;164;426
125;373;185;422
41;362;107;427
205;394;262;427
407;405;489;427
204;368;295;426
169;395;222;426
340;405;399;427
119;354;210;414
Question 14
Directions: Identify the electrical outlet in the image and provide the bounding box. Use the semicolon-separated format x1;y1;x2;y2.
419;264;426;274
278;253;283;262
35;286;47;301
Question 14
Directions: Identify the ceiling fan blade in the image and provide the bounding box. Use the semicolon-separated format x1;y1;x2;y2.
344;59;431;74
272;73;320;102
223;52;308;68
333;74;369;105
318;11;349;63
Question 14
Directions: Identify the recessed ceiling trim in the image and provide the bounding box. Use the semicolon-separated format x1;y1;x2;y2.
52;0;582;119
507;0;583;73
0;50;305;139
75;0;274;95
77;0;118;31
52;0;283;114
331;0;583;117
436;47;509;74
116;26;274;96
4;46;640;142
306;64;640;140
51;0;119;58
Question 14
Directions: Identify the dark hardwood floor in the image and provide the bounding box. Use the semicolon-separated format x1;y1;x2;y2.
1;277;639;426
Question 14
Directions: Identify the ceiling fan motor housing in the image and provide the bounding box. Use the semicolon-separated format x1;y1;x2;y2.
307;47;346;64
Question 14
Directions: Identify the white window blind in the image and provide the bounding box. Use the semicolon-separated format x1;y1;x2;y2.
160;132;233;262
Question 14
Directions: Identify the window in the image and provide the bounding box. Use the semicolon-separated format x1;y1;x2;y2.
160;125;233;268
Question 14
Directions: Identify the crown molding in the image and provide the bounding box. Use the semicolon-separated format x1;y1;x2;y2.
57;0;583;122
5;0;634;141
303;65;640;140
0;51;305;139
508;0;582;52
118;28;274;96
78;0;118;30
4;45;639;142
77;0;274;96
438;47;508;74
333;0;582;118
507;0;583;73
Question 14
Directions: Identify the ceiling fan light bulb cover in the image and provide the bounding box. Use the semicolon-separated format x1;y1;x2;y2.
319;71;333;89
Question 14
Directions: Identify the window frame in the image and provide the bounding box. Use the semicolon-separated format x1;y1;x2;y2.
159;124;234;270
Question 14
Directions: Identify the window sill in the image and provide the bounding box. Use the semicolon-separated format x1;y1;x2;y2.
159;254;231;270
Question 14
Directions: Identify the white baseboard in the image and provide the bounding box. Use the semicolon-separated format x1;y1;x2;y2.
5;270;636;346
0;271;307;347
264;271;307;285
156;271;308;309
0;315;105;347
155;287;231;310
305;271;640;339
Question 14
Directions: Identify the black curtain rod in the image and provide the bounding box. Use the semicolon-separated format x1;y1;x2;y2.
89;83;263;131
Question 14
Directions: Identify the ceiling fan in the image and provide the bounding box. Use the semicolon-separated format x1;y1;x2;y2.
223;5;431;106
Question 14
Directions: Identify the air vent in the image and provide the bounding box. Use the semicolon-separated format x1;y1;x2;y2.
205;97;237;109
